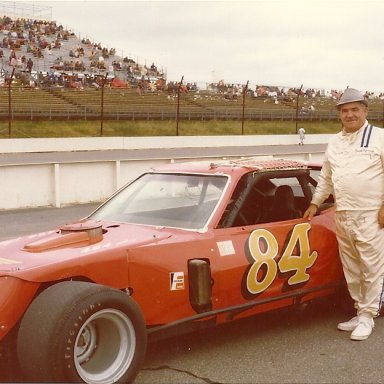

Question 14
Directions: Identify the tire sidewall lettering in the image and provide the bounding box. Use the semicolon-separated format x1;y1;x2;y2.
62;301;102;367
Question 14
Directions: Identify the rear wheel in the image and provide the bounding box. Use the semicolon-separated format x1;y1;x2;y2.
17;281;147;383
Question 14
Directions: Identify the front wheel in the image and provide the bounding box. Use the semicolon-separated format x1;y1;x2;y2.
17;281;147;384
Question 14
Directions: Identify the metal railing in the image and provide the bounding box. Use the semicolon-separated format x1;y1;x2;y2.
2;106;383;122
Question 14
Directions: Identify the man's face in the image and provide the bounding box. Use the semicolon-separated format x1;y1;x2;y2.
338;102;368;133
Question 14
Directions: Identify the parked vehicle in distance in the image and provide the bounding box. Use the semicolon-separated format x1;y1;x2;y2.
0;157;343;383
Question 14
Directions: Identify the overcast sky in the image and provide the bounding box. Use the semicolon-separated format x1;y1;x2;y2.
6;0;384;92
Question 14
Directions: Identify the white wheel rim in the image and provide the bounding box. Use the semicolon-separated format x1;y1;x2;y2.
74;308;136;384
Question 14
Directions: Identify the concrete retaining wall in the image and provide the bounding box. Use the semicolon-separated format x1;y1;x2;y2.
0;134;330;210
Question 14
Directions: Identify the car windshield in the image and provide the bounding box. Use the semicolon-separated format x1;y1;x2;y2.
90;173;228;230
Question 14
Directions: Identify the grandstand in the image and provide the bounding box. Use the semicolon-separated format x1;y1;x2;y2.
0;4;383;124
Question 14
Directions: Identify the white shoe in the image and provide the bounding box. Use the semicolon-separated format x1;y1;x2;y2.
350;317;374;341
337;316;359;331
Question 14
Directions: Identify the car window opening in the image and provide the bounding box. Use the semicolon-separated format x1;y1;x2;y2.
218;171;329;228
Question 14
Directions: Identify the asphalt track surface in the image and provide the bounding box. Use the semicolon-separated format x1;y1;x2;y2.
2;143;384;383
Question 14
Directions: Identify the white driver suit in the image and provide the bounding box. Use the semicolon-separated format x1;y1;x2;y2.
311;120;384;317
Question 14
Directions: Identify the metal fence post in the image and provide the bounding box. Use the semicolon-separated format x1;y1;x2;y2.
295;84;303;133
100;72;108;136
8;68;15;137
176;75;184;136
241;80;249;135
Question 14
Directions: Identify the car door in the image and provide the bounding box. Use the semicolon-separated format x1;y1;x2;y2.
210;170;343;322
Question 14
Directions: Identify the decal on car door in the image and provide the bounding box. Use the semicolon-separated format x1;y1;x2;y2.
217;240;236;256
170;272;185;291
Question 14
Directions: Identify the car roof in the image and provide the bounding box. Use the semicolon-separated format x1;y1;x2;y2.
151;156;309;176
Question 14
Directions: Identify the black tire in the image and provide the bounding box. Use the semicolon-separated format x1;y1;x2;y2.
17;281;147;383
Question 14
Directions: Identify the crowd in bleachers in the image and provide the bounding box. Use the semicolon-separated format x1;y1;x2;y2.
0;15;167;90
205;80;384;110
205;82;324;106
0;16;72;61
0;14;201;98
1;14;384;109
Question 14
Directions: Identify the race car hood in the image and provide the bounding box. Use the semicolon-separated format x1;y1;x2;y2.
0;219;174;280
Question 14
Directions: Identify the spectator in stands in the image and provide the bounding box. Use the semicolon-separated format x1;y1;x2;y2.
9;49;17;66
137;80;144;96
98;55;105;69
150;62;157;75
133;63;140;76
29;77;36;88
26;57;33;72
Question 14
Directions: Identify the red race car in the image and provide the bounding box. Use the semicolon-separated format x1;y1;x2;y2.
0;157;343;383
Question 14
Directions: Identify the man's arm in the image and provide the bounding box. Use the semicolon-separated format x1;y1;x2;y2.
303;203;318;221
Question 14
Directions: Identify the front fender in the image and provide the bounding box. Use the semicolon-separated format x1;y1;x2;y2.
0;276;40;342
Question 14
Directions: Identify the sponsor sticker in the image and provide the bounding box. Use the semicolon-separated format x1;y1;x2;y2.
170;272;185;291
217;240;235;256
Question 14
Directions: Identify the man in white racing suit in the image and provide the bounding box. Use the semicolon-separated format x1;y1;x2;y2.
304;87;384;341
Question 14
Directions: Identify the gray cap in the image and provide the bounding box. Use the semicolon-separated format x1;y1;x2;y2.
336;88;368;107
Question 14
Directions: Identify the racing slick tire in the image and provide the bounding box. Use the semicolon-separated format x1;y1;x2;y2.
17;281;147;384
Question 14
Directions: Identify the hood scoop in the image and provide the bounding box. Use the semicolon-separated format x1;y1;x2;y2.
23;221;104;253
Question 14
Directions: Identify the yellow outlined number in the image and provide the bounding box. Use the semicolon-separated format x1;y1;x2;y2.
246;223;317;295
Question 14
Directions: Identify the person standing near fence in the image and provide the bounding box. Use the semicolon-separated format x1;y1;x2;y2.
303;87;384;341
298;127;306;145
